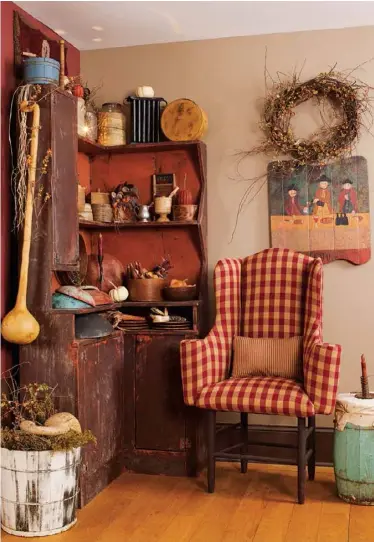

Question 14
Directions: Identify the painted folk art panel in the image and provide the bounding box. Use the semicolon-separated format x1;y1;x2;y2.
268;156;370;264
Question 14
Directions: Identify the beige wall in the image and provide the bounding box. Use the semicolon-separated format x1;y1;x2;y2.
82;26;374;426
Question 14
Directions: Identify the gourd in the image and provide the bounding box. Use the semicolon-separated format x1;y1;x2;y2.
20;412;82;436
176;188;193;205
109;283;129;302
72;84;84;98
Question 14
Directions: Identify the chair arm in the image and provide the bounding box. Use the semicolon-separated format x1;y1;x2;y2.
303;341;342;415
180;328;231;406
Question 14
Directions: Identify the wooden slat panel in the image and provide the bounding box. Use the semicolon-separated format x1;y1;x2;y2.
77;332;125;505
51;91;78;270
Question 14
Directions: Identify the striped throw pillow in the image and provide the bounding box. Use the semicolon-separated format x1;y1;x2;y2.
231;336;303;380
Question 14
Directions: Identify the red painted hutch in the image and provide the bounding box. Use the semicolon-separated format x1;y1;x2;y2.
20;88;207;505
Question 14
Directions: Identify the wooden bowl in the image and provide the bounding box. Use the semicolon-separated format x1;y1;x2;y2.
172;205;198;222
127;278;167;301
163;285;197;301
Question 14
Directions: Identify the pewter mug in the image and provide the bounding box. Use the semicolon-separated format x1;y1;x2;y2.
137;204;152;222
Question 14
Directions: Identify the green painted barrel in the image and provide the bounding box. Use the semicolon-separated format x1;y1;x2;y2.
334;393;374;505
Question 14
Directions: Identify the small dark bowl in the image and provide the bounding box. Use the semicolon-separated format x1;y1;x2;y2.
163;285;197;301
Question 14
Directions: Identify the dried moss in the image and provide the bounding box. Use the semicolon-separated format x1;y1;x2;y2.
1;428;96;452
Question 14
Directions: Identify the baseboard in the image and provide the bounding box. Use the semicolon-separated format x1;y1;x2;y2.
217;423;333;466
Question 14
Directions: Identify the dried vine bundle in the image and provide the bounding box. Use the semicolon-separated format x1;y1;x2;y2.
249;66;373;171
10;84;53;232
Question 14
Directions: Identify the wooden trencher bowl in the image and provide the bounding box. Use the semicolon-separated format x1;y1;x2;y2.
161;99;208;141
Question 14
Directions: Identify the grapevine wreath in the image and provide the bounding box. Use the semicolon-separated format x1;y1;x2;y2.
230;66;372;240
254;69;371;169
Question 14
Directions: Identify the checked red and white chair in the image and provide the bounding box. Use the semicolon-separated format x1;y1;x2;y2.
180;248;341;504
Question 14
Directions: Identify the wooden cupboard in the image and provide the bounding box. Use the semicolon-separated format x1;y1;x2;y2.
19;87;207;505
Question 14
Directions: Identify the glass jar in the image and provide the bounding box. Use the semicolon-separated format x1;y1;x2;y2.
77;97;87;137
98;102;126;146
84;104;98;142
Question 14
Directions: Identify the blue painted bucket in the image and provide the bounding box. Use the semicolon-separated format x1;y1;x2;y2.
334;392;374;505
24;57;60;85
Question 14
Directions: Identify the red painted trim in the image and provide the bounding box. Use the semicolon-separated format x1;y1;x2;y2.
310;248;371;265
1;2;80;371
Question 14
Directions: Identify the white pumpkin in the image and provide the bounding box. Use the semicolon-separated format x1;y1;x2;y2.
136;86;155;98
109;285;129;302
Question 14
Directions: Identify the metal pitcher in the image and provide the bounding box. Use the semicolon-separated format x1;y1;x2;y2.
137;204;152;222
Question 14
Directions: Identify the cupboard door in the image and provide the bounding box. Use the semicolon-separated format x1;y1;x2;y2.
76;332;124;505
51;91;78;270
135;335;186;451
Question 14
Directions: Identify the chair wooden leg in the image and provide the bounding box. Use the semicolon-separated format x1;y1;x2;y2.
308;415;316;481
297;417;307;504
207;410;216;493
240;412;248;474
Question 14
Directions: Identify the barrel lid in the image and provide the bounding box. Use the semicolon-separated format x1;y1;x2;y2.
161;98;207;141
335;392;374;431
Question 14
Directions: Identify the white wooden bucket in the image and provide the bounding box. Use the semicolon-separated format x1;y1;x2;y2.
1;447;81;537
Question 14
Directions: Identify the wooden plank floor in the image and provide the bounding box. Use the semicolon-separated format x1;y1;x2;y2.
2;463;373;541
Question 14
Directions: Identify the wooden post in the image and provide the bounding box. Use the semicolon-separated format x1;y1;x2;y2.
207;410;216;493
59;40;65;89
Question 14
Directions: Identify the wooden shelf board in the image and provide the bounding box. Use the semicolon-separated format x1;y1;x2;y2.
79;219;198;229
51;299;200;315
73;329;198;344
119;329;198;336
78;137;205;156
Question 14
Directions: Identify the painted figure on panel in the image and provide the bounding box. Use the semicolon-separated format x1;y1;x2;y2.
312;175;332;218
267;156;370;264
285;184;303;216
338;179;358;214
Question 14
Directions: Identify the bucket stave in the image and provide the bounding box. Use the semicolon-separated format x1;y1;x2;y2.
334;392;374;505
1;447;81;537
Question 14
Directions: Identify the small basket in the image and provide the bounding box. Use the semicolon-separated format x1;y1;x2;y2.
127;278;166;301
92;203;113;223
91;191;110;205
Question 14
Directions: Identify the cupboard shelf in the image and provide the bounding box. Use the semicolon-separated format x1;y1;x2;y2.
73;329;198;346
78;137;205;156
51;299;200;315
79;219;198;229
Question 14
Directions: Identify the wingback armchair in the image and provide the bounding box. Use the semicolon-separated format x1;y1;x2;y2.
180;248;341;504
